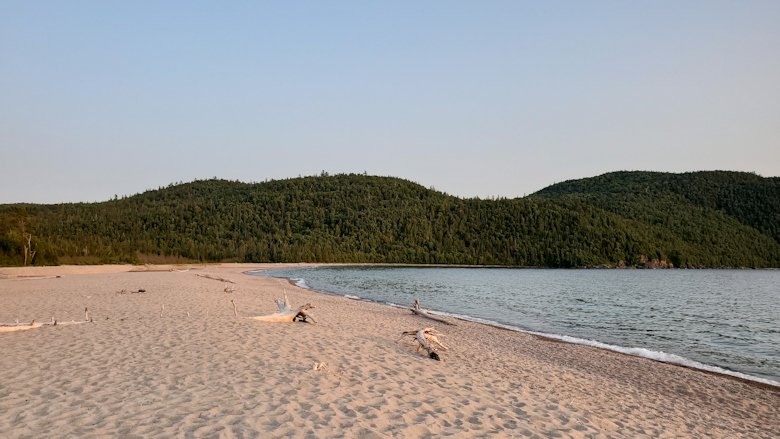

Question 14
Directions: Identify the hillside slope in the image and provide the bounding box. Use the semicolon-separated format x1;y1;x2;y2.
534;171;780;242
2;172;779;267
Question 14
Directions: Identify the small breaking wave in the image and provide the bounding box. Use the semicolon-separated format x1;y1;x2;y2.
290;278;309;289
431;310;780;387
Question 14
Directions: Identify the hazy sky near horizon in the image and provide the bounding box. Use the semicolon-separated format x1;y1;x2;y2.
1;1;779;204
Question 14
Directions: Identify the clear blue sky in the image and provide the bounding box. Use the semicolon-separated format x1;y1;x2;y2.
2;1;779;203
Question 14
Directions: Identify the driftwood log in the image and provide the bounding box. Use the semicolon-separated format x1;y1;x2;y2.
245;290;317;323
410;299;454;325
120;289;146;294
397;327;448;360
1;308;93;333
197;274;235;283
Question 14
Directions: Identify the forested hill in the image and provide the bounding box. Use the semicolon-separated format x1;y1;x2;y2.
534;171;780;243
2;172;779;268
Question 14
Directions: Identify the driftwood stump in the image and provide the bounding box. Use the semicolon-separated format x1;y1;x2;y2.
245;290;317;323
397;327;448;360
410;299;454;325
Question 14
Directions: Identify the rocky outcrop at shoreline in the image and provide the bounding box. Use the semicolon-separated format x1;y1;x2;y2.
583;255;754;269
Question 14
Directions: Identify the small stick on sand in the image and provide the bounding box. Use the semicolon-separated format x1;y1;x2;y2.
232;300;237;317
85;308;89;321
160;304;164;318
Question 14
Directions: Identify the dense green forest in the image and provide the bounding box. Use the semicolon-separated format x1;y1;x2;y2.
535;171;780;243
1;171;779;268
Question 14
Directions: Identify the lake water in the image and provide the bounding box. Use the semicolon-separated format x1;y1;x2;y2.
250;266;780;386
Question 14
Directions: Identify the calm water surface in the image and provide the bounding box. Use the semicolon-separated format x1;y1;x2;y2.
251;267;780;385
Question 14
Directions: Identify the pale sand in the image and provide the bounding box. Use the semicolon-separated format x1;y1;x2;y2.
0;264;777;438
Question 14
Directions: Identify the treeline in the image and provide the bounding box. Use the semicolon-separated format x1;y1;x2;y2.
1;172;778;267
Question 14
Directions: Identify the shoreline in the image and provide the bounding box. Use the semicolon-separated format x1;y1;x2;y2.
250;266;780;391
1;263;778;437
4;262;778;388
3;261;780;278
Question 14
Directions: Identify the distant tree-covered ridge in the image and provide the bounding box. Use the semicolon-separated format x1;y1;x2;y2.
534;171;780;243
1;171;778;268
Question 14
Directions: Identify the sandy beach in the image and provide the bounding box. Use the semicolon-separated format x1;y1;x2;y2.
0;264;778;438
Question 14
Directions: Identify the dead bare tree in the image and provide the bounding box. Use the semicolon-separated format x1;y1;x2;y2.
23;234;35;266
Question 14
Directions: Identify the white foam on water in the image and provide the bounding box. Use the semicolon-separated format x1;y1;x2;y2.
291;278;309;289
433;311;780;387
344;295;361;300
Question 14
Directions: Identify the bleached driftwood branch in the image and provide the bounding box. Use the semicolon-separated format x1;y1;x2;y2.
9;275;62;280
397;327;448;361
0;320;45;332
410;299;454;325
1;308;93;333
245;290;317;323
